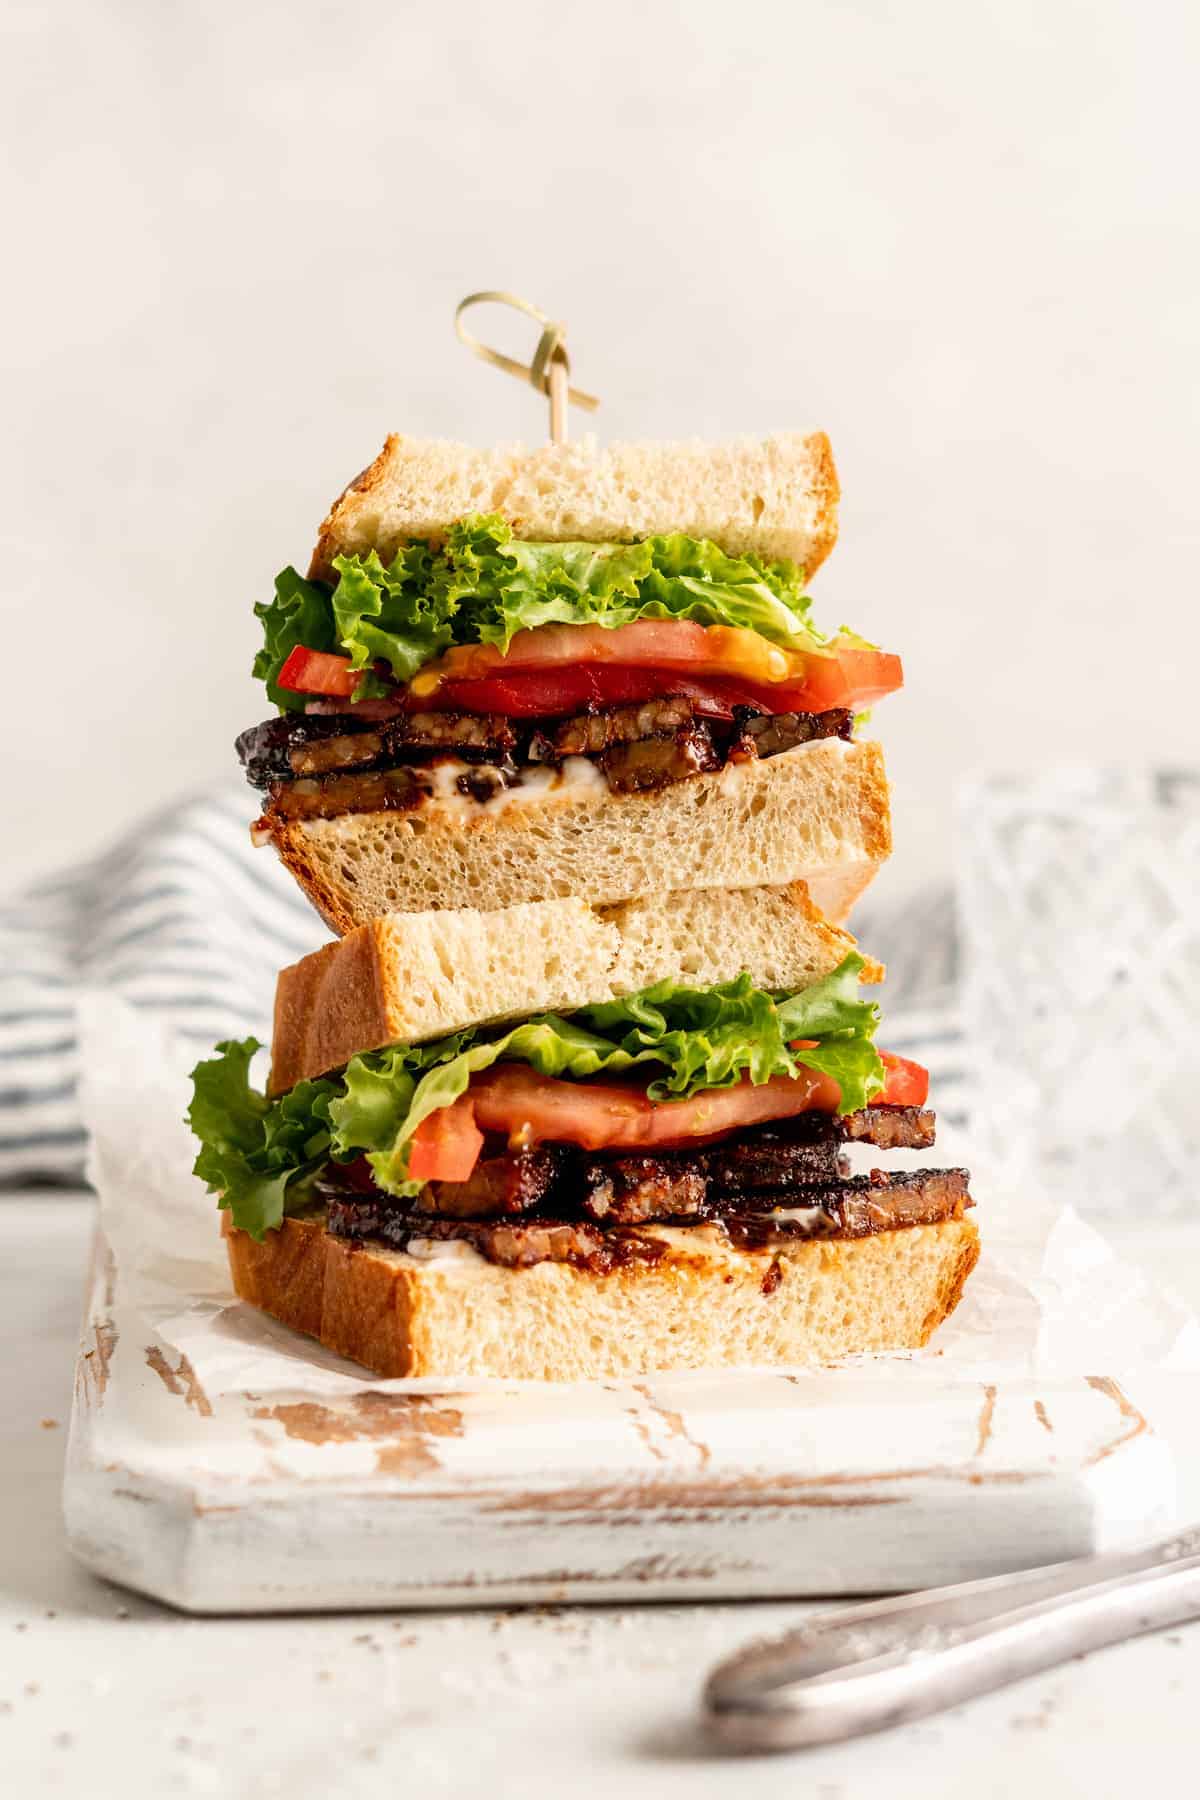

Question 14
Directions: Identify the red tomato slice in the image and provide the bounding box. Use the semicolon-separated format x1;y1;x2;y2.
789;646;905;711
279;623;902;718
412;623;902;719
422;668;767;720
401;1051;929;1183
466;1065;823;1151
413;620;772;686
461;1050;925;1155
407;1096;484;1182
421;660;899;720
875;1051;929;1108
474;620;726;674
278;646;358;699
302;659;900;722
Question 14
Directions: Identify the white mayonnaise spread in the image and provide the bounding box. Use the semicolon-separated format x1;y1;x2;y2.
639;1211;834;1258
421;754;609;818
420;737;849;821
396;1221;813;1278
636;1224;766;1261
399;1236;487;1266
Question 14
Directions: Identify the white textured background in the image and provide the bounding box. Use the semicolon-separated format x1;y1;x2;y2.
3;0;1197;897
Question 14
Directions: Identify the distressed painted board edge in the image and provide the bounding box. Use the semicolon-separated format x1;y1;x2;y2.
64;1229;1177;1613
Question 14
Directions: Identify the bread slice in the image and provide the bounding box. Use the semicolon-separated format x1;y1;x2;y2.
309;431;839;582
264;737;891;937
269;881;883;1092
224;1209;980;1379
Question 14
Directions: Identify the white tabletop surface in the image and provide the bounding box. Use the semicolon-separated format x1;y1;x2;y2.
4;1193;1200;1799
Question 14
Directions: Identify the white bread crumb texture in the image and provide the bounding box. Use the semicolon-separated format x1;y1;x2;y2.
311;431;839;577
274;738;889;934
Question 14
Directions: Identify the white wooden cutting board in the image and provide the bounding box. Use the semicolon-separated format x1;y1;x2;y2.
64;1231;1177;1613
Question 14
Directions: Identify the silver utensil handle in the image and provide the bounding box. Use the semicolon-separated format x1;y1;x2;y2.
703;1528;1200;1752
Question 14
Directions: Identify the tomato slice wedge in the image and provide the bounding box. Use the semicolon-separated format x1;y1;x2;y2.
875;1051;929;1108
790;646;904;711
418;656;902;721
407;1096;485;1183
278;646;358;699
467;1064;840;1151
414;620;775;685
412;624;901;719
346;1056;930;1189
276;623;902;717
410;1050;928;1180
422;668;764;720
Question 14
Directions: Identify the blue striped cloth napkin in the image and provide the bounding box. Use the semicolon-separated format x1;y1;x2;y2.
0;786;965;1187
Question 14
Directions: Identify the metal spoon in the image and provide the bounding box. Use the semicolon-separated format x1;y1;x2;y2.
703;1526;1200;1752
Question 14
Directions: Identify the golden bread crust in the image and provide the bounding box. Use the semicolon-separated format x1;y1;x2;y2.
224;1212;980;1380
270;923;391;1095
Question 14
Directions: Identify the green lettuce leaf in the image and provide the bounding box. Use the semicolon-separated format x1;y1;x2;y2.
329;547;457;685
185;1038;339;1237
341;1015;656;1196
774;954;880;1042
251;569;340;713
251;515;837;704
187;956;885;1237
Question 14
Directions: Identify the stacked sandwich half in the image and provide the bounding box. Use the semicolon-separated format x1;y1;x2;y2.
189;432;977;1377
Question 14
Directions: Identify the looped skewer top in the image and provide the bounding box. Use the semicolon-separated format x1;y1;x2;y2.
454;291;600;445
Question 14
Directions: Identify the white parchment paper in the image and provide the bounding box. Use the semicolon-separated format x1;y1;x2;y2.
78;992;1200;1400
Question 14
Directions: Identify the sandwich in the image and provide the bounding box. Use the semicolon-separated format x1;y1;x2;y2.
187;884;977;1379
236;433;899;933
